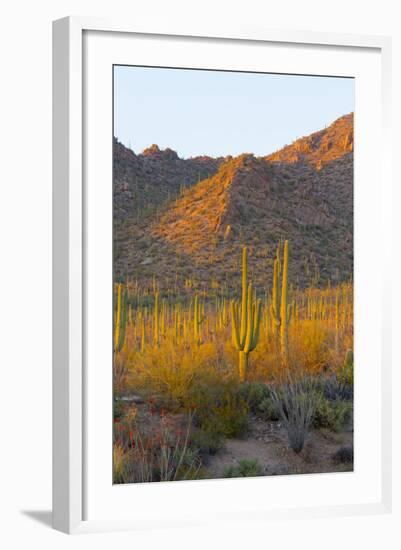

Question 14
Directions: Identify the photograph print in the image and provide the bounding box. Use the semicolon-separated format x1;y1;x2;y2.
113;66;354;484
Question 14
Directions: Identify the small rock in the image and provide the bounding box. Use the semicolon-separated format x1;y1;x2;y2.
119;394;144;404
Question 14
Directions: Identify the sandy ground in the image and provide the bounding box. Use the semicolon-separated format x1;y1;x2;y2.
117;397;353;479
203;415;353;478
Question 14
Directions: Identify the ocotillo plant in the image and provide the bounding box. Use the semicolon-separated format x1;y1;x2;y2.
231;247;262;381
270;240;291;364
114;283;127;353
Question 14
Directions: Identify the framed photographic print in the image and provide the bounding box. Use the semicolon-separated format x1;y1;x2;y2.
52;17;392;534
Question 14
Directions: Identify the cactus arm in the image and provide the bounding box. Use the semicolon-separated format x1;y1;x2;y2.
118;286;128;351
154;292;159;346
244;284;254;354
287;302;292;324
231;300;241;350
194;294;198;341
141;318;145;352
270;303;281;326
114;283;122;351
239;247;248;348
271;257;281;331
280;240;289;362
280;241;288;327
250;299;262;350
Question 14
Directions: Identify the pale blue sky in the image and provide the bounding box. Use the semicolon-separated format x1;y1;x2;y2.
114;66;354;159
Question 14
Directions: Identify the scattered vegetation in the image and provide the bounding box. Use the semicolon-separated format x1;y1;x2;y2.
332;446;354;464
313;395;352;432
112;114;354;481
223;459;263;478
270;378;318;453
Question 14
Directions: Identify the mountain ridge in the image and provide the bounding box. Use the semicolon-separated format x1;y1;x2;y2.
113;113;354;293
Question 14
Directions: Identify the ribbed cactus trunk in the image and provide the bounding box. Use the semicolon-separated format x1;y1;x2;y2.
271;257;280;345
153;292;159;347
114;283;127;353
114;283;122;352
240;247;248;349
141;318;145;353
270;240;291;365
335;289;340;352
239;352;248;381
280;240;289;364
193;294;203;346
231;247;262;381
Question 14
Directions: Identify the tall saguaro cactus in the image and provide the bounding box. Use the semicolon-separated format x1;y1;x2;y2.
114;283;128;353
231;247;262;381
270;240;291;363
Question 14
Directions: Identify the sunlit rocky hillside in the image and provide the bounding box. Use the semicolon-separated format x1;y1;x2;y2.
114;113;353;293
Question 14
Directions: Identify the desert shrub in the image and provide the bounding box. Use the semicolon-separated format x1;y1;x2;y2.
288;320;331;375
223;459;263;478
270;378;318;453
113;443;129;483
185;376;249;439
113;412;202;483
258;396;280;421
125;340;235;411
313;396;352;432
239;382;270;413
338;349;354;387
113;353;128;397
323;375;353;401
190;427;224;455
113;398;126;420
238;382;280;420
332;446;354;464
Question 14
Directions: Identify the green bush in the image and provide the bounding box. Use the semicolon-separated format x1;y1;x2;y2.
239;382;280;420
323;375;353;401
338;350;354;387
190;428;224;455
313;397;352;432
223;459;263;478
258;396;280;421
186;377;249;440
113;398;126;420
239;382;270;413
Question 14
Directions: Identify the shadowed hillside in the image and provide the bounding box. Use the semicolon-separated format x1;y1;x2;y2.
113;139;225;222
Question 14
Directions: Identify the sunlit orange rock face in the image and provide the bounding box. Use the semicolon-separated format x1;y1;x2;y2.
114;113;353;292
266;113;354;166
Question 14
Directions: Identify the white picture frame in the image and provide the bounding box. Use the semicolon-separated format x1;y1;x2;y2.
52;16;392;534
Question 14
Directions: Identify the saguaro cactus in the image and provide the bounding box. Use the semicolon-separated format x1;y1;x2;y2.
335;289;340;352
153;292;159;346
140;317;145;353
231;247;262;381
271;254;280;340
193;294;204;346
114;283;127;353
270;240;291;363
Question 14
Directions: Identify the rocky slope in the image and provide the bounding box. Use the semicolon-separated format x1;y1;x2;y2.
113;114;353;294
113;139;225;222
